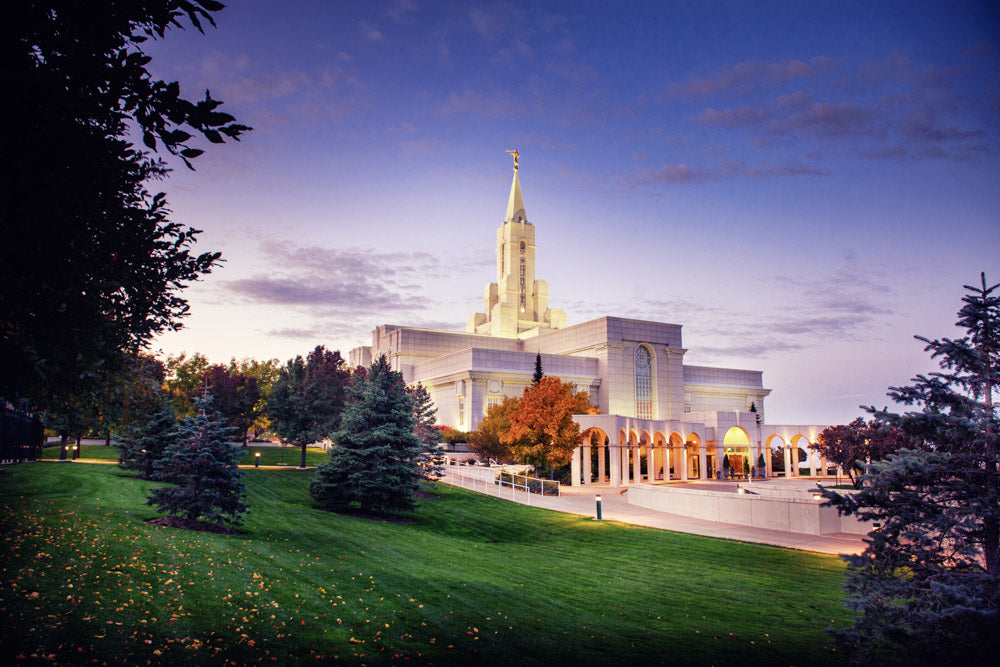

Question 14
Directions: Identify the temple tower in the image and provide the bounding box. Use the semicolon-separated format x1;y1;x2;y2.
467;151;566;338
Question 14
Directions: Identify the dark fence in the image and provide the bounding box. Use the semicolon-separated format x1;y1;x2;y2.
1;405;45;463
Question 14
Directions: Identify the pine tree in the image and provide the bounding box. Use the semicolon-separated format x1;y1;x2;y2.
533;353;544;384
310;356;422;513
407;383;444;480
824;273;998;663
118;397;178;480
147;395;248;527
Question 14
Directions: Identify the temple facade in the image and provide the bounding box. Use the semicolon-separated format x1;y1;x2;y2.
350;154;831;486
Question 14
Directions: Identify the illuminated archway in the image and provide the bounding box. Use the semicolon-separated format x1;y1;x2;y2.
722;427;752;479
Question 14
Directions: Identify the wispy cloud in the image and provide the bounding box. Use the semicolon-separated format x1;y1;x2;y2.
626;159;828;187
664;50;996;169
223;243;489;324
670;57;839;98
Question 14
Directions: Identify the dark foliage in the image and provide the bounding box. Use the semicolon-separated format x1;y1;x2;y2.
148;395;248;527
813;417;906;489
118;397;178;479
195;365;260;444
823;273;998;664
267;346;350;467
310;356;422;513
407;383;444;480
1;1;248;410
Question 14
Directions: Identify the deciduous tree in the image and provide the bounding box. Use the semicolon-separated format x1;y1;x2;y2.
310;356;422;513
813;417;906;489
1;1;248;410
824;273;998;663
267;346;350;468
504;376;597;477
230;357;280;440
469;397;520;463
195;364;260;445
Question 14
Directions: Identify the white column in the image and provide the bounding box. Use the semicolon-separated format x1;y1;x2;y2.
622;445;631;485
791;446;800;477
570;446;581;486
664;445;671;482
609;445;620;488
699;446;707;480
582;445;592;485
809;445;817;477
716;445;725;479
783;446;792;477
632;445;641;483
681;446;689;481
598;444;606;483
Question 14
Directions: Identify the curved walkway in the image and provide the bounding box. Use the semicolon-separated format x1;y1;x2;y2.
442;467;865;556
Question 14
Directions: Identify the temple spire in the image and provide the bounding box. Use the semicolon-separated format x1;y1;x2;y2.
504;152;526;223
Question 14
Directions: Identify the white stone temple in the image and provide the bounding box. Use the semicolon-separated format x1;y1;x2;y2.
350;153;832;486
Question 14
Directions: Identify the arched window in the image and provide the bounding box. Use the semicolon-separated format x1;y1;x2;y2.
634;345;653;419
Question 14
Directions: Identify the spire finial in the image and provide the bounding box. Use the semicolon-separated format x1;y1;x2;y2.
505;148;519;171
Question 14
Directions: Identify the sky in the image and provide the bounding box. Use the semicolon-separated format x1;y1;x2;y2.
143;0;1000;426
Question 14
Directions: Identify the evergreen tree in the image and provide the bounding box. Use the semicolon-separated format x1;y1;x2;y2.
118;397;178;479
147;395;248;527
533;353;544;384
407;383;444;480
824;273;998;664
310;356;422;513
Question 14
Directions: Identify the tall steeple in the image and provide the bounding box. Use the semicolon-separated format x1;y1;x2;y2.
505;169;526;223
466;150;567;338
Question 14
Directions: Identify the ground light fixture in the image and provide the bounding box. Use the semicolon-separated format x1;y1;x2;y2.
595;494;603;520
255;451;261;468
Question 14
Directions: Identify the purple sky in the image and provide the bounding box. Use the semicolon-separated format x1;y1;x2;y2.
144;0;1000;425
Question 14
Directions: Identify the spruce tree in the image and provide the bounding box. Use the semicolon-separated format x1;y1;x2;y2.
407;382;444;480
147;395;248;527
310;356;422;513
118;397;178;480
533;353;544;384
824;273;998;663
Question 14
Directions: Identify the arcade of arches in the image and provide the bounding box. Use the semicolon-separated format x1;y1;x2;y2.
569;424;839;487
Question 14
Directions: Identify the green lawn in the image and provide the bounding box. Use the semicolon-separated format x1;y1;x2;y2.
41;444;120;461
241;445;327;467
41;444;327;467
0;462;851;664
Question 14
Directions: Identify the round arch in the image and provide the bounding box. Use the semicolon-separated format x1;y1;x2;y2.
723;426;751;445
722;426;752;479
579;427;610;485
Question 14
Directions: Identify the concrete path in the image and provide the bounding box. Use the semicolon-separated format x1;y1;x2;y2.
442;467;865;556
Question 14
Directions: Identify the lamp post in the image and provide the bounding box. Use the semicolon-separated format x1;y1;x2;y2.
254;451;261;468
595;494;603;521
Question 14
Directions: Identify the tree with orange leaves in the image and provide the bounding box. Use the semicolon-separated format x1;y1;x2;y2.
503;376;598;478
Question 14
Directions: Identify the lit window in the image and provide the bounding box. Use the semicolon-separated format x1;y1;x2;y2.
634;345;652;419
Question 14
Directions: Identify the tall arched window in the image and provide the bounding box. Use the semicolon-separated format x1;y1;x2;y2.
634;345;653;419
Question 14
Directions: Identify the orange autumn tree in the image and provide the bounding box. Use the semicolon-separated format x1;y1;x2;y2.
469;396;520;462
503;376;598;477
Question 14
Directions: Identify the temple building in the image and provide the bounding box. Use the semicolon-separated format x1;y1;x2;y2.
350;153;830;486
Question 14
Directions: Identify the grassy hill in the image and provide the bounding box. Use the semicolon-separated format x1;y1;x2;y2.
0;462;851;664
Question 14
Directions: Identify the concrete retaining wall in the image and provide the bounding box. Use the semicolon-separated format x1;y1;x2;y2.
627;483;871;536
